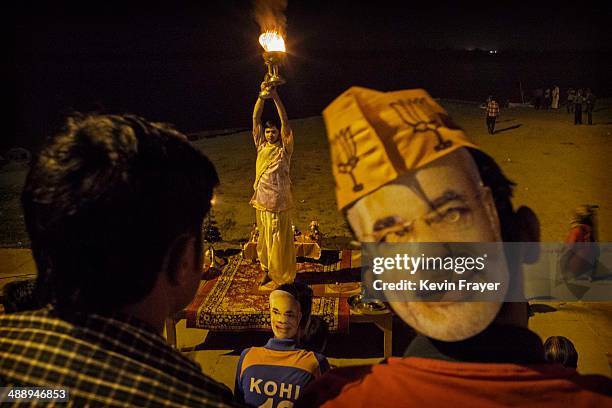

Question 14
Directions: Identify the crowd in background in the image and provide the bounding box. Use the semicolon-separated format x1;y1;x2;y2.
532;86;597;125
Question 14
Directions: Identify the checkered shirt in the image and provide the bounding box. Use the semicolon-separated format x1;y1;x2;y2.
486;101;500;117
0;306;238;407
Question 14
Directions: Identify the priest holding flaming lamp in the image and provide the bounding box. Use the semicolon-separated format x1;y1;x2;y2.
250;30;296;289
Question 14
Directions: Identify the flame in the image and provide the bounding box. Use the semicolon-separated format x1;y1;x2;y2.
259;31;286;52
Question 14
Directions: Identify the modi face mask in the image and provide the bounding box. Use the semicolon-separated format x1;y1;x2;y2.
269;290;302;339
324;87;509;341
323;87;478;211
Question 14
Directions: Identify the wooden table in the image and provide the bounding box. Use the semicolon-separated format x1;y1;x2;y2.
165;307;393;358
242;239;322;261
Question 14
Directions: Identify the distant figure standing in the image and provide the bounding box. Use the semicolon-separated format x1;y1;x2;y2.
551;85;560;109
566;87;576;113
534;88;543;110
574;89;584;125
585;88;596;125
485;96;500;134
544;87;551;110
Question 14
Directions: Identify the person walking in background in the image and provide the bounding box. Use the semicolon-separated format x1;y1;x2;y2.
485;95;500;134
574;89;584;125
544;87;551;110
585;88;596;125
551;85;560;109
567;87;576;113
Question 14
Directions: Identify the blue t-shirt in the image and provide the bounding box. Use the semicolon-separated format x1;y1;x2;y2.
235;338;330;407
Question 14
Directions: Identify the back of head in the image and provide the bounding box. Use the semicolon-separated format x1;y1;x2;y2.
276;282;313;328
544;336;578;368
300;315;329;353
22;113;219;314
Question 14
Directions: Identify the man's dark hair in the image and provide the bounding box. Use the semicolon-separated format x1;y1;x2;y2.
264;120;279;130
276;282;313;328
22;113;219;314
467;148;516;241
300;315;329;353
544;336;578;369
467;148;526;308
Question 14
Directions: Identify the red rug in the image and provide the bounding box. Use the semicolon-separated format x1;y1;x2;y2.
250;249;362;297
184;250;358;333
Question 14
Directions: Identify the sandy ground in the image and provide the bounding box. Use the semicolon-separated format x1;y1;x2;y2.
192;99;612;246
2;100;610;246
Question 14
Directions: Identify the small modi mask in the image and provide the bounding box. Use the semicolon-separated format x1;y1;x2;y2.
269;290;302;339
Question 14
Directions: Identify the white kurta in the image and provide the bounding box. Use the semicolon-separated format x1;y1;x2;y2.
250;131;296;284
552;87;560;109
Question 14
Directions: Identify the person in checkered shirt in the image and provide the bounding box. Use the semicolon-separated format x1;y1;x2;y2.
0;114;238;407
485;95;500;134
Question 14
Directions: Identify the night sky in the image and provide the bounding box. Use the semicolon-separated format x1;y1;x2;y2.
10;0;612;150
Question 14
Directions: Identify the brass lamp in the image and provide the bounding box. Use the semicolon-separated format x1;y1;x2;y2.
258;31;287;98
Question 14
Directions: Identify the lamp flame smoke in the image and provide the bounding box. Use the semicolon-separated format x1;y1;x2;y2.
253;0;288;45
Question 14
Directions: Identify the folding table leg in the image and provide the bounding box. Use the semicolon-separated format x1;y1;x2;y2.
375;314;393;358
164;317;178;349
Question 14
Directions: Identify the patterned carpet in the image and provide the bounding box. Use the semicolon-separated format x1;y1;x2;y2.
184;250;359;333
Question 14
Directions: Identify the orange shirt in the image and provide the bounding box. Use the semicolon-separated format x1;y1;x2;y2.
299;357;611;408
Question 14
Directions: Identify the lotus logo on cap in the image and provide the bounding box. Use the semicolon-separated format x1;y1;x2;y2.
323;87;478;210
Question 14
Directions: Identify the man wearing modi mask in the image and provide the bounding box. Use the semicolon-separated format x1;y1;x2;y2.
235;283;329;407
251;81;296;289
297;87;611;407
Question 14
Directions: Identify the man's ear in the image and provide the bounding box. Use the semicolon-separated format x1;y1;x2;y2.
164;234;196;286
481;186;502;242
515;206;540;241
515;206;540;264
